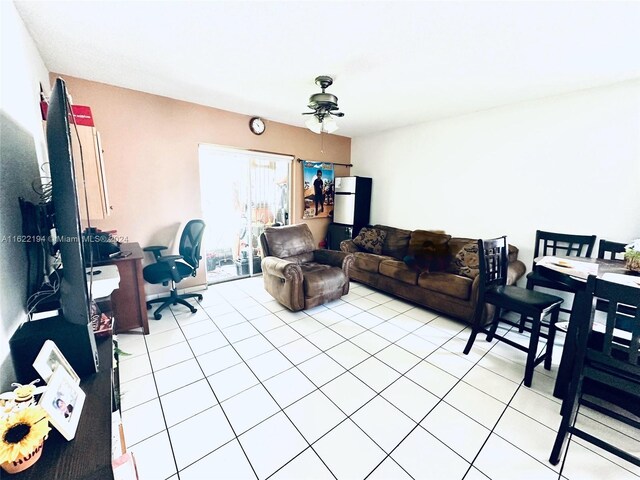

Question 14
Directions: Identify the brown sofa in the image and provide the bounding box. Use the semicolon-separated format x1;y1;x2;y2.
260;224;355;311
340;225;526;324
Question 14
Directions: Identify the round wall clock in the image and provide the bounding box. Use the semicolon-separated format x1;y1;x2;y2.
249;117;265;135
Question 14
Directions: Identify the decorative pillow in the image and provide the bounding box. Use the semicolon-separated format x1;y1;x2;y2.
353;227;387;254
451;242;480;279
404;239;451;273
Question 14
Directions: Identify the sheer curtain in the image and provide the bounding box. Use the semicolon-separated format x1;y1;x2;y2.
199;145;291;283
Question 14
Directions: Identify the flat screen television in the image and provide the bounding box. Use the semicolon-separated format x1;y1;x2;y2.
10;78;99;381
47;78;95;324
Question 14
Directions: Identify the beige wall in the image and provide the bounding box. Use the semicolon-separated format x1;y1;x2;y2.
51;74;351;292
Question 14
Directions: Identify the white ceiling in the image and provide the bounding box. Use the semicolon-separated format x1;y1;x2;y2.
14;1;640;138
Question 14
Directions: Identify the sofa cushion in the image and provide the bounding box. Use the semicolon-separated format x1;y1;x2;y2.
353;252;394;273
373;225;412;259
405;230;452;272
449;241;480;279
301;263;346;297
418;272;473;300
353;227;387;254
379;259;419;285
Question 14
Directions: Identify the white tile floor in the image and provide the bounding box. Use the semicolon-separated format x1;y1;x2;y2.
116;278;640;480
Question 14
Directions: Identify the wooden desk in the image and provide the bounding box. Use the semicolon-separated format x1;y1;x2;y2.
95;242;149;335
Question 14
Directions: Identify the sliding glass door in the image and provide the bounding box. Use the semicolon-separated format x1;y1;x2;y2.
199;145;291;284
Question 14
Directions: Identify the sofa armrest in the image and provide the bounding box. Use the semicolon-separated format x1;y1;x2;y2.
507;259;527;286
313;249;354;269
340;239;360;253
261;256;305;311
508;244;520;263
261;256;302;279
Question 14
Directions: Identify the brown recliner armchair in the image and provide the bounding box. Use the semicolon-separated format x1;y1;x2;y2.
260;224;354;311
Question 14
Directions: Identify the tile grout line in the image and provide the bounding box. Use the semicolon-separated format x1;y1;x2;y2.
168;303;261;479
195;294;341;480
127;280;630;480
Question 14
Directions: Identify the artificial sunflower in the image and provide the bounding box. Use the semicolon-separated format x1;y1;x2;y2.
0;406;50;465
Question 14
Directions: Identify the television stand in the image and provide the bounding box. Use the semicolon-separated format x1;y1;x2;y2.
13;338;117;480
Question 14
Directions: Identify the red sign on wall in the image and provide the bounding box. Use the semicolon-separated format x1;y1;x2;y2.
40;101;95;127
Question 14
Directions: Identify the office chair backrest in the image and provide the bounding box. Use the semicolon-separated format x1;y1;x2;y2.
179;219;206;271
533;230;596;259
597;239;627;260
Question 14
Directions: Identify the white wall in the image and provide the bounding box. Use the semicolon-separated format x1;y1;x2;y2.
0;1;51;389
352;81;640;273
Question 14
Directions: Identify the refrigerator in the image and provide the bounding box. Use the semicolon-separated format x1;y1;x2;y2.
327;176;372;250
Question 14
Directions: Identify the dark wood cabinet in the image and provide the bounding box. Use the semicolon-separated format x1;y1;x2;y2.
14;339;115;480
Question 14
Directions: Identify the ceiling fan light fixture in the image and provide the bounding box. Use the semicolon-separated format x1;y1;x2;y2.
322;115;338;134
303;75;344;134
305;115;323;134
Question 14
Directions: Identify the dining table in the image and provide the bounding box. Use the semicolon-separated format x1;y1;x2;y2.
532;255;640;399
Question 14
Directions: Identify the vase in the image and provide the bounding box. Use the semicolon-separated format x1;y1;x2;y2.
0;440;44;474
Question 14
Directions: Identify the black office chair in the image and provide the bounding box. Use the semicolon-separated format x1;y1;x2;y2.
597;239;627;260
463;236;564;387
143;219;206;320
549;275;640;467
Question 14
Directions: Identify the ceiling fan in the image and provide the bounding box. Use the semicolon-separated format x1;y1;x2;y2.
302;76;345;134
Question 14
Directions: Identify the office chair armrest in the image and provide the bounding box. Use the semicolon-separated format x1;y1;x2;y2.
157;255;183;263
143;245;168;260
156;255;184;283
313;249;355;271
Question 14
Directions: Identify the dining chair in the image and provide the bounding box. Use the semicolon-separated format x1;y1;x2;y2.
549;275;640;467
520;230;597;331
463;236;564;387
597;239;627;260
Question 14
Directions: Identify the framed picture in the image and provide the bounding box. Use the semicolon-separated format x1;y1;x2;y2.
302;161;335;219
33;339;80;385
38;365;86;441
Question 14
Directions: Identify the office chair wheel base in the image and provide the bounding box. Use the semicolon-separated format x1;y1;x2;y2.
146;303;152;310
154;312;162;320
197;294;203;301
190;307;197;314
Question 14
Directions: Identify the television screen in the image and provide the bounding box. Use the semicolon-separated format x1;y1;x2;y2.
45;77;98;373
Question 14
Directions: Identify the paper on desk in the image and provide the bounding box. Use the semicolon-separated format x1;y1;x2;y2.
536;256;599;279
602;272;640;289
